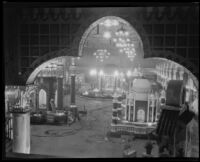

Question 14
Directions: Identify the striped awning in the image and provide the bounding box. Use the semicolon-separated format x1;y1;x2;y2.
156;109;180;137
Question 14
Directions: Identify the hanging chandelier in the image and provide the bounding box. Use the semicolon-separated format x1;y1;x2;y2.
93;49;111;62
112;37;136;62
115;24;129;37
110;23;137;62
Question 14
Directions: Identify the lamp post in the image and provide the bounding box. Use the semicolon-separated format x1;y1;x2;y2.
69;57;76;106
99;70;104;93
56;64;64;110
114;70;119;92
126;70;132;93
89;69;97;89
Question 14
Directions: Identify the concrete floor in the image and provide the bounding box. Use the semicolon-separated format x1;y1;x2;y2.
30;95;158;158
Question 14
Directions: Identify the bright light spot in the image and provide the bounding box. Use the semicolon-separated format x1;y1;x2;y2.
125;31;129;36
119;49;123;53
90;69;97;76
104;19;112;27
113;38;117;42
112;20;119;26
131;44;134;47
99;70;104;76
114;70;119;77
147;123;153;127
83;91;88;95
93;88;99;92
127;70;132;77
103;31;111;39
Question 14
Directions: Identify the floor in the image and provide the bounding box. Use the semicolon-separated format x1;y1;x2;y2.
30;95;158;158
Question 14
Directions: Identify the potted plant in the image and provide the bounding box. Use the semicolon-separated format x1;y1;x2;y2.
145;140;153;155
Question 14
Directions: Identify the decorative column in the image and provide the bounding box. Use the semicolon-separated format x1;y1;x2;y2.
10;100;31;154
152;96;155;122
70;58;76;106
114;76;117;91
70;75;76;104
147;94;150;122
129;93;131;121
179;70;184;81
154;100;157;122
169;63;173;81
176;68;180;80
155;92;159;122
48;78;55;111
164;63;168;89
98;73;103;92
57;77;63;110
158;64;161;83
35;87;39;112
126;92;129;121
172;67;176;80
133;96;136;122
148;94;153;122
161;64;165;87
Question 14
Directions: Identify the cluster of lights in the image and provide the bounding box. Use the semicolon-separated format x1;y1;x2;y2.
89;69;104;76
103;31;112;39
115;30;129;37
93;49;111;62
115;25;130;37
100;19;119;27
112;37;136;61
90;69;138;78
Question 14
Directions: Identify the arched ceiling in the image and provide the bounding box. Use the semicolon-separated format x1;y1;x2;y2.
78;16;144;70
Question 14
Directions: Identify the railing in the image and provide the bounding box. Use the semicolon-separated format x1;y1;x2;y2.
5;115;13;140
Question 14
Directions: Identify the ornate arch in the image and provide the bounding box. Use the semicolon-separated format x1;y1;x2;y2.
70;14;151;58
24;14;151;84
24;48;73;84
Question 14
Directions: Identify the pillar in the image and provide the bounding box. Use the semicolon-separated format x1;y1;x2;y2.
98;75;101;91
35;88;39;112
147;95;150;122
176;69;180;80
133;98;136;122
114;76;117;91
70;75;76;105
48;78;55;111
172;68;176;80
179;70;184;80
11;109;30;154
152;100;154;122
155;99;158;122
57;77;63;110
129;94;131;121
